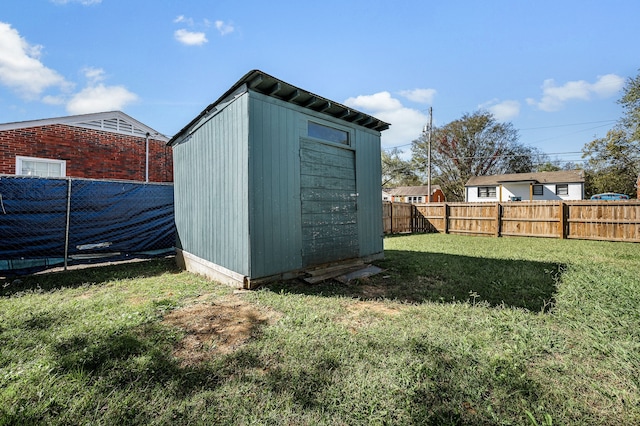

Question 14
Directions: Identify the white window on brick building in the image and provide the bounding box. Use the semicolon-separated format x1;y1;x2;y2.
16;156;66;177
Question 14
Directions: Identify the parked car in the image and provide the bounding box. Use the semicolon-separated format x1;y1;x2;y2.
590;193;630;200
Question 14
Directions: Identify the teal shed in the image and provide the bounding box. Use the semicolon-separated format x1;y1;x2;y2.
168;70;390;288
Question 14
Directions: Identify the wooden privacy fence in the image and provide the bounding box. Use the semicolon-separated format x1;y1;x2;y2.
383;201;435;234
383;200;640;243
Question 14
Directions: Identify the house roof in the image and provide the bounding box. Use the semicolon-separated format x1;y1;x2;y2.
0;111;169;142
387;185;442;196
168;69;391;146
465;170;585;187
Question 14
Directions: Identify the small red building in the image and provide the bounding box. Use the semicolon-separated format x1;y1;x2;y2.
0;111;172;182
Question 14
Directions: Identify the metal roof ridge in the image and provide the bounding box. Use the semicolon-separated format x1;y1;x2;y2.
168;69;390;146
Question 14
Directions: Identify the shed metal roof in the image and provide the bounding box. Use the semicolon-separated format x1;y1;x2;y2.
465;170;585;186
168;70;390;146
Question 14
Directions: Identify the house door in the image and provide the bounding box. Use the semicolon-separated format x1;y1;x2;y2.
300;139;358;266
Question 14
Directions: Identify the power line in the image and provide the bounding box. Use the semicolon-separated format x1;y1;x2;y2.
386;150;590;165
518;119;617;131
382;118;619;152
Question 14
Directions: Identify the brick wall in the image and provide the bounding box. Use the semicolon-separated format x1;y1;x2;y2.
0;124;173;182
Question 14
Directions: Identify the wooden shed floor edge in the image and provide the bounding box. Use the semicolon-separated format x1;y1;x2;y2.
175;249;384;290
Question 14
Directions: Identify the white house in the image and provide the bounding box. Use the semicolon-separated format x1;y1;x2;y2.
465;170;585;202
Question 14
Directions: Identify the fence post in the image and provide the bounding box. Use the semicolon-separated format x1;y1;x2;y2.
495;202;502;237
444;203;449;234
559;202;567;239
410;204;415;233
390;202;394;234
64;178;72;271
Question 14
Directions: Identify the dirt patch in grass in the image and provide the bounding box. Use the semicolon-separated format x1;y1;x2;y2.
342;300;402;333
348;300;401;317
163;296;280;366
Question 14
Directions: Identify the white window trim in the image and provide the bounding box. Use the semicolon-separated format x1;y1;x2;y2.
16;155;66;177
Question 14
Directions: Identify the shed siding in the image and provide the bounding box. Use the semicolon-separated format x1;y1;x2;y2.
173;94;250;276
355;129;384;257
248;93;302;277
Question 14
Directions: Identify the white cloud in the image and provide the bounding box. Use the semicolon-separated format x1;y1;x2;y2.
174;15;193;25
0;22;136;115
345;91;403;112
398;88;436;104
64;66;137;114
591;74;626;97
479;99;521;121
81;66;106;84
345;92;428;149
174;29;208;46
66;84;138;115
0;22;70;99
527;74;625;112
215;20;235;36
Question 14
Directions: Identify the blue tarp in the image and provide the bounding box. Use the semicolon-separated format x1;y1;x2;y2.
0;176;175;274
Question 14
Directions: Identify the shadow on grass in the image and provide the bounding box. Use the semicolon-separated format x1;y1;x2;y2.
0;257;179;297
265;250;564;312
52;324;220;393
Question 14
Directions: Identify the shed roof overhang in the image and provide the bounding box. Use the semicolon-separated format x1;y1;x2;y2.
169;70;390;146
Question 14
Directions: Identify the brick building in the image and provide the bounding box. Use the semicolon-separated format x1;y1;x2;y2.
0;111;172;182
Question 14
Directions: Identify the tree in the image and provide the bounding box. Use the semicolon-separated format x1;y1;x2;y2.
535;160;579;172
381;148;421;188
620;71;640;142
582;70;640;197
536;161;562;172
411;110;538;201
504;143;544;174
582;128;639;197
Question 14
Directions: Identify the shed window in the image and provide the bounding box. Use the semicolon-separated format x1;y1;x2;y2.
16;156;66;177
478;186;496;198
308;122;349;145
532;184;544;196
556;184;569;196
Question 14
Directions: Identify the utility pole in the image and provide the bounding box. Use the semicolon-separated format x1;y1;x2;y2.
424;107;433;203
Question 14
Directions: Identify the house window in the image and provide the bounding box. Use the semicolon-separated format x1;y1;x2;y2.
532;184;544;196
308;121;349;145
478;186;496;198
556;184;569;196
16;156;66;177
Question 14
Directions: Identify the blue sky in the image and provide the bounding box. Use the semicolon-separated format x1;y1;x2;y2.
1;0;639;166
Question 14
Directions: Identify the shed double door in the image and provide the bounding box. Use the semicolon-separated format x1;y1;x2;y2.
300;139;358;266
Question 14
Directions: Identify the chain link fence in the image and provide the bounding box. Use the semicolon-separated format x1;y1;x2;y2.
0;175;175;275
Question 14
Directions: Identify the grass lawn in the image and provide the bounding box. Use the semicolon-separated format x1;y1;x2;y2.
1;234;639;425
